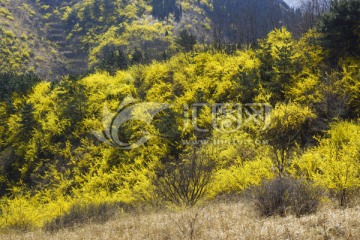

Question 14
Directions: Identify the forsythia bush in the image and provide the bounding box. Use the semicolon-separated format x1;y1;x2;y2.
291;122;360;205
209;158;274;197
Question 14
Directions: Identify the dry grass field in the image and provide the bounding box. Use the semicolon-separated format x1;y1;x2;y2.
1;200;360;240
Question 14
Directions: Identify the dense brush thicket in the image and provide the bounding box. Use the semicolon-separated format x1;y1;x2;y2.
0;0;359;231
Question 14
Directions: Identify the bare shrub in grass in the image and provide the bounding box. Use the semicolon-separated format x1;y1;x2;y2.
289;180;325;217
252;177;323;217
153;149;215;207
170;209;204;240
44;202;121;232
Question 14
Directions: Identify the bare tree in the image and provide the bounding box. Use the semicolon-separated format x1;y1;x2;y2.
153;148;215;207
299;0;331;31
207;0;291;50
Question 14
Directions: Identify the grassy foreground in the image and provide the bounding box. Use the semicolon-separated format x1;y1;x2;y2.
1;200;359;240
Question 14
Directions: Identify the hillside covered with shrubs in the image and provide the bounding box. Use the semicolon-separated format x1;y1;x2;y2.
0;0;359;234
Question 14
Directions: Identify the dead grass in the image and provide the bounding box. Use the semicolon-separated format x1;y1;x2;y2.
1;200;360;240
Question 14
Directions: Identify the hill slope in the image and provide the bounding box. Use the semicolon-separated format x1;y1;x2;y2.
0;0;67;80
1;0;298;80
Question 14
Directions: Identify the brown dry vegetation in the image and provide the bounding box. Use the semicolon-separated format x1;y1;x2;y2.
1;200;360;240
